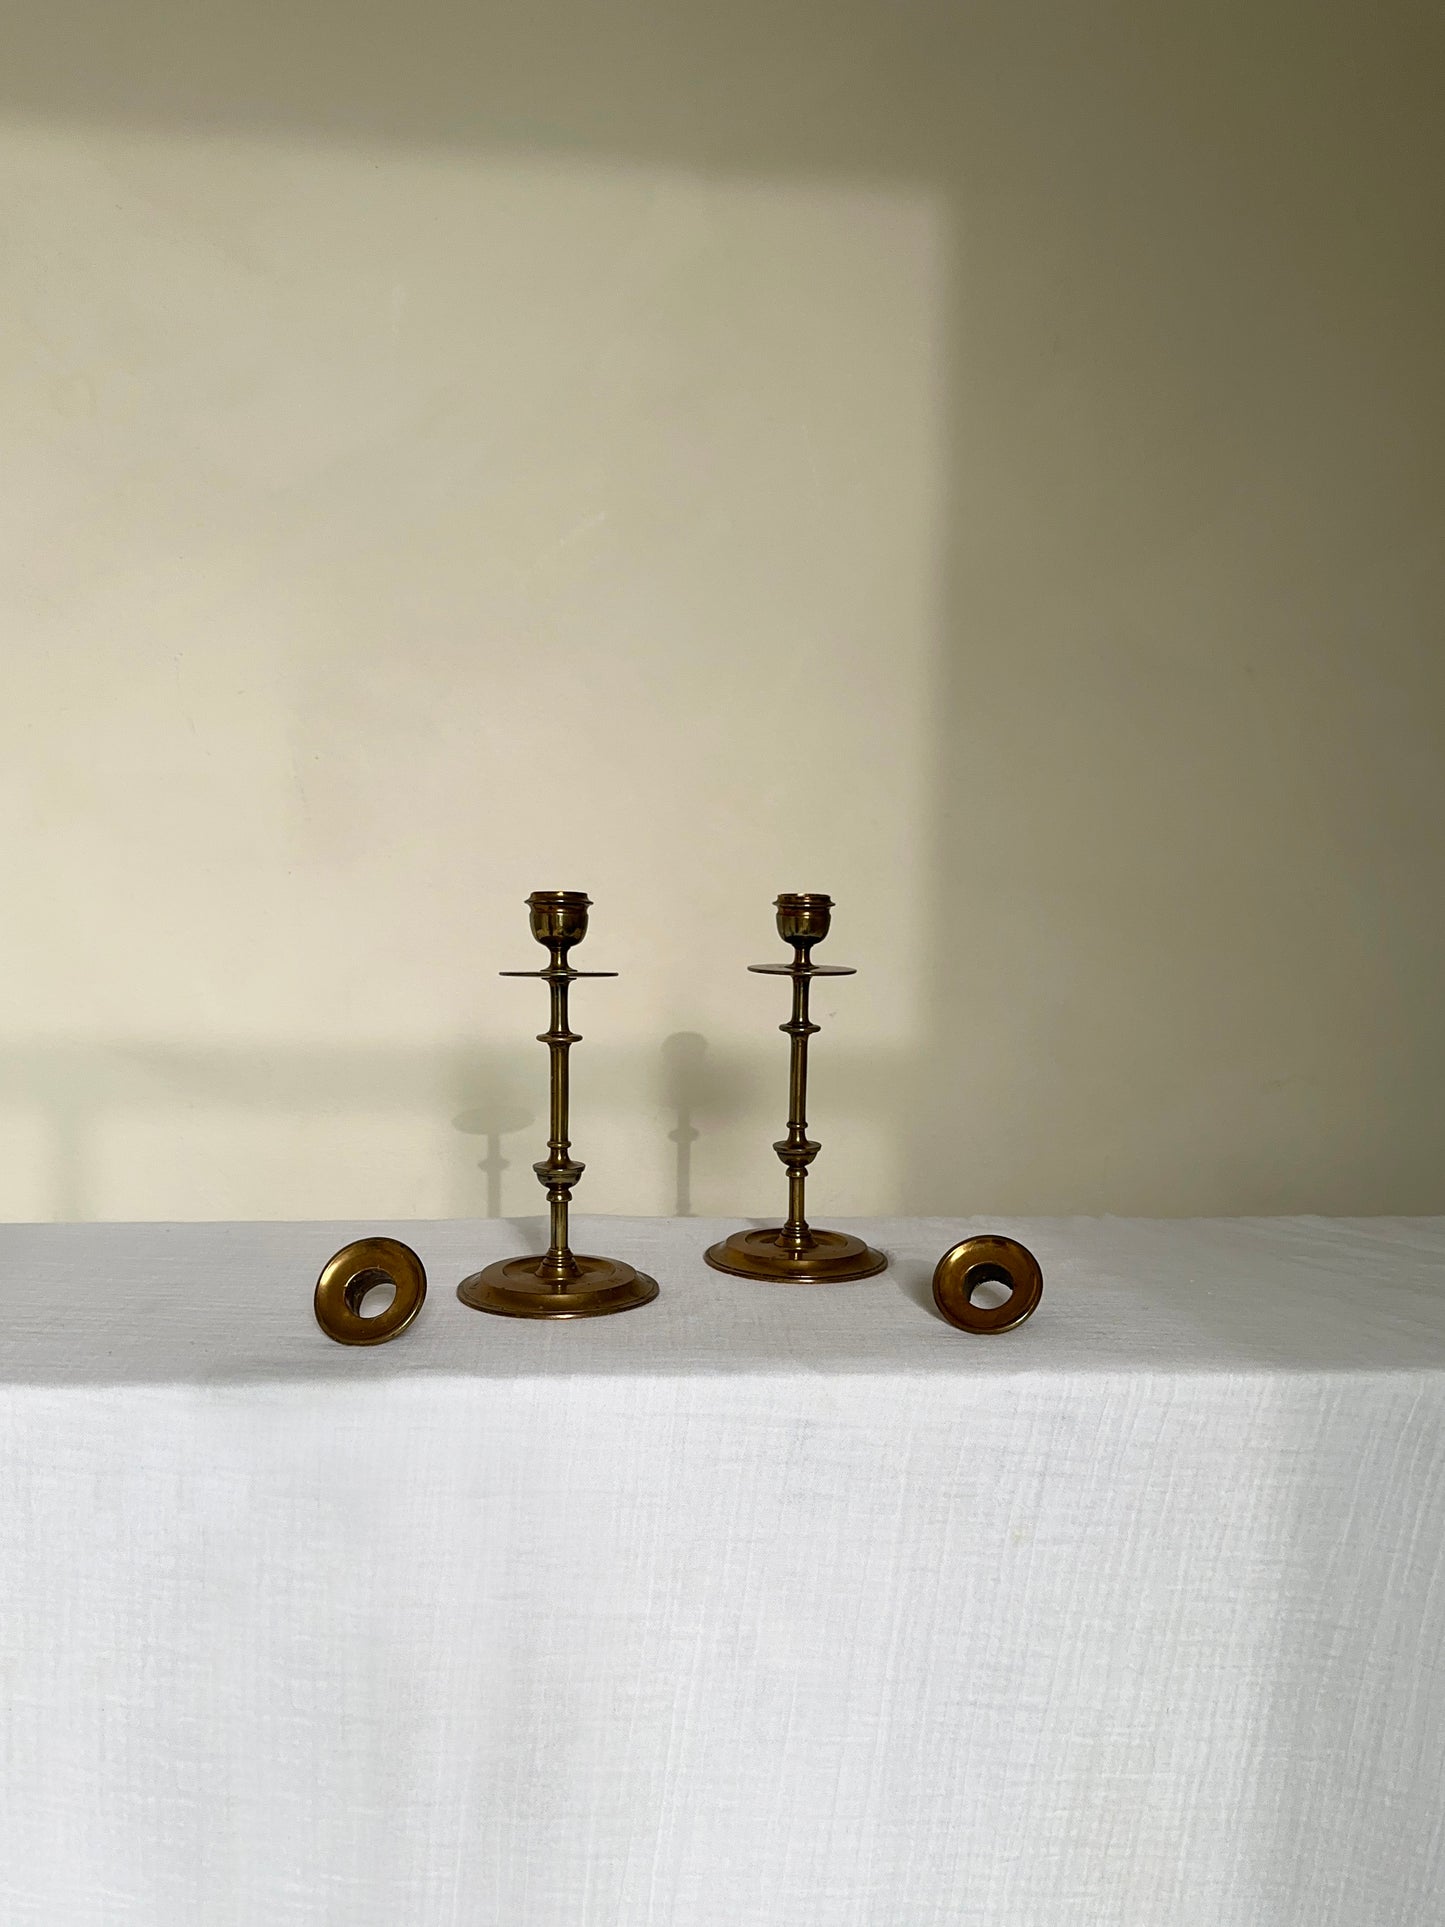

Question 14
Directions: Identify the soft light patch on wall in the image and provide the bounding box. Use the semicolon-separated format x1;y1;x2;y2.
0;122;946;1221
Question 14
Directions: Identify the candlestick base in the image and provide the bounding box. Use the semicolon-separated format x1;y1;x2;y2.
457;1253;658;1319
704;1226;887;1284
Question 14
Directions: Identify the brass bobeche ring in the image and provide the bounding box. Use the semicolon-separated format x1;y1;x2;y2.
314;1237;427;1345
932;1234;1043;1334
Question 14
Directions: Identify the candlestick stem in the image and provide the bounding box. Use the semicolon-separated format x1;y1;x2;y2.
778;945;821;1252
536;941;583;1285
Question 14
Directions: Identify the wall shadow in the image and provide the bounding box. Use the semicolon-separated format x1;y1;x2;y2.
0;0;945;179
451;1098;535;1218
909;4;1445;1221
658;1031;762;1216
659;1032;705;1216
0;1034;912;1221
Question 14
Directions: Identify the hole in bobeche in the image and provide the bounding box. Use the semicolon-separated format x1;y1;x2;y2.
965;1265;1013;1312
344;1268;397;1318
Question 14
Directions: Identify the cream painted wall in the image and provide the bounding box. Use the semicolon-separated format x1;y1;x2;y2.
2;2;1442;1224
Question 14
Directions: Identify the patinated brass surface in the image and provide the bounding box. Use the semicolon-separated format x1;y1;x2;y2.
314;1236;427;1345
932;1234;1043;1333
705;893;886;1285
704;1224;886;1284
458;891;658;1320
458;1252;657;1319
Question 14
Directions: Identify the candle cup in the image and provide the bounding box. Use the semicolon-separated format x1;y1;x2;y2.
773;891;833;951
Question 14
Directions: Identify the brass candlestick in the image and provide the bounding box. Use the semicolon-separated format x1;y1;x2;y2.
458;891;658;1319
705;893;886;1284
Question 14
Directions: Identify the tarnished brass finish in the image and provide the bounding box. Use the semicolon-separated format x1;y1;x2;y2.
705;893;886;1285
704;1223;887;1284
458;891;658;1320
932;1235;1043;1333
314;1236;427;1345
458;1253;656;1320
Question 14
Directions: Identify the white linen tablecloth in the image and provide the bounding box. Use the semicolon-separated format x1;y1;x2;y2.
3;1214;1444;1926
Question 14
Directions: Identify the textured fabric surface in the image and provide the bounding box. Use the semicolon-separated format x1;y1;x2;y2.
3;1214;1444;1925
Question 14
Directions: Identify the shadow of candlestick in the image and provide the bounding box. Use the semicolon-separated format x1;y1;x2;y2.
450;1099;537;1218
660;1031;707;1217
